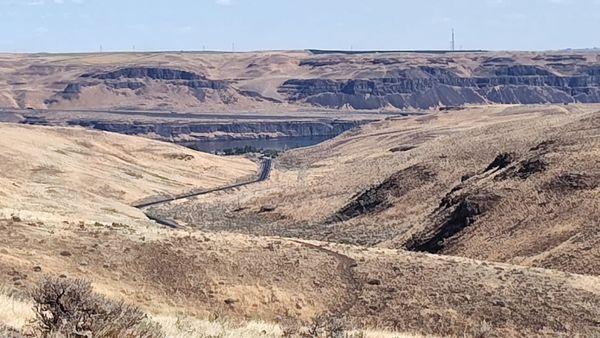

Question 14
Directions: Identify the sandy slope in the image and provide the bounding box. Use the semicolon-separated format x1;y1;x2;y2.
0;123;257;225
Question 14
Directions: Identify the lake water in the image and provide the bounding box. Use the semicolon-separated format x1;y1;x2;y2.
188;135;334;154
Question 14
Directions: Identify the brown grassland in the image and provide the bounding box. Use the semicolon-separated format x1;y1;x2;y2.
0;104;598;337
159;104;600;276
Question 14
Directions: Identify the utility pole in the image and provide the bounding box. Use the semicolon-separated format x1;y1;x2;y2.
451;28;455;51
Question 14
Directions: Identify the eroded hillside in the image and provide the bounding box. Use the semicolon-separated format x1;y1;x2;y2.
2;51;600;112
156;104;600;276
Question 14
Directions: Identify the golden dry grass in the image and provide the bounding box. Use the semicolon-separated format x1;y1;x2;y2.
0;219;597;337
0;286;426;338
0;287;33;332
159;104;600;275
154;316;284;338
0;123;256;226
0;105;599;337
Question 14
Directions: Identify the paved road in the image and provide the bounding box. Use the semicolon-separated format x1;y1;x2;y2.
134;158;272;227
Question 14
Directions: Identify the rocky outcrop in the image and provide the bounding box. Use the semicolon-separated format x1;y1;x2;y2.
406;193;498;253
84;67;229;91
52;67;229;101
279;63;600;110
20;51;600;111
83;67;205;81
327;165;435;223
61;119;363;142
48;67;265;105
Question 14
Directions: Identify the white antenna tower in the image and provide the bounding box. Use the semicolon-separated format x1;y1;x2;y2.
451;29;455;51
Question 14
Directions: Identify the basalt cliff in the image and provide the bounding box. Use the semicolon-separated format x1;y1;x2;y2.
1;50;600;111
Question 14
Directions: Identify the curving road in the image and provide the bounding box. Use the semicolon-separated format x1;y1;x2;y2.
135;158;272;227
134;157;363;320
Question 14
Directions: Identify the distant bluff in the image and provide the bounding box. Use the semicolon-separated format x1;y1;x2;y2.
4;51;600;111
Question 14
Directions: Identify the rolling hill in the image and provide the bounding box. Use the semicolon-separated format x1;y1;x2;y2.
0;123;257;225
157;104;600;276
0;106;598;337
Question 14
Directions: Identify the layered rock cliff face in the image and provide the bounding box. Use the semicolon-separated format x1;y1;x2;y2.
4;51;600;111
45;66;272;107
279;61;600;110
61;119;363;142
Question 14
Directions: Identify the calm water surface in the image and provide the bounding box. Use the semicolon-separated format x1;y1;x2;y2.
189;135;333;154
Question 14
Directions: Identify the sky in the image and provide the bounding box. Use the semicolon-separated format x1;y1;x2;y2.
1;0;599;53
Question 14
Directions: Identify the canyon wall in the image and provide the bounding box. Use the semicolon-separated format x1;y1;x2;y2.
2;51;600;112
279;62;600;109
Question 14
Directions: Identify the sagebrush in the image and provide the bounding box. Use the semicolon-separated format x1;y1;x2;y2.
31;277;163;338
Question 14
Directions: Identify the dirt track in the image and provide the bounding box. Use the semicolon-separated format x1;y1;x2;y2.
292;240;362;320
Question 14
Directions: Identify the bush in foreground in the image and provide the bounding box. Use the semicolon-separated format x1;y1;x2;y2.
31;277;163;337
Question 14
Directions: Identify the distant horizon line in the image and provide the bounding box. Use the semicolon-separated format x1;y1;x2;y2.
1;47;600;55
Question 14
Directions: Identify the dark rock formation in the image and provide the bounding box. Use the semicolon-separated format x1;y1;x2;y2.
548;173;599;192
50;67;287;106
514;158;548;179
83;67;205;81
327;165;435;223
60;83;83;100
61;119;363;143
388;145;416;153
496;157;549;180
52;67;239;105
279;62;600;110
484;153;515;172
406;193;498;254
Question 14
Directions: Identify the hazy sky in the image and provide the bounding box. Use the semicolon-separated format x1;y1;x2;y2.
1;0;599;52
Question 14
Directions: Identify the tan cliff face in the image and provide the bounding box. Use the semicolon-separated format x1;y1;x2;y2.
2;50;600;112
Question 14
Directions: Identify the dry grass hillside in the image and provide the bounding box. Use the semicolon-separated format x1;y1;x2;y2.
0;123;257;225
0;219;598;337
156;104;600;276
0;106;599;337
